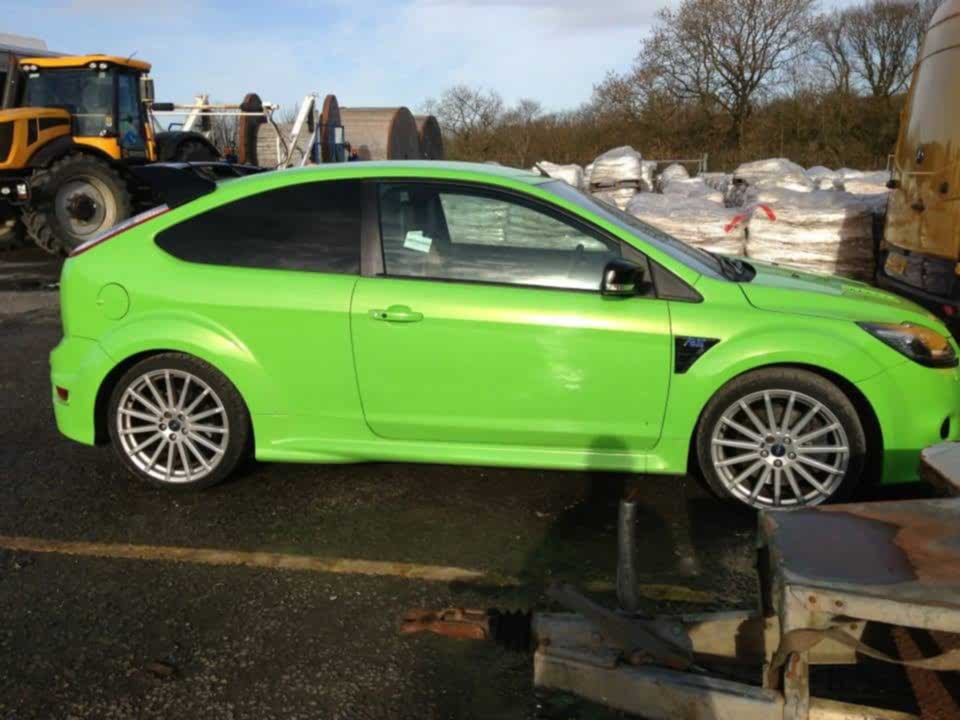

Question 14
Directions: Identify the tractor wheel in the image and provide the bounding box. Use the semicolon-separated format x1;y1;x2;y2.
173;140;218;162
22;154;132;256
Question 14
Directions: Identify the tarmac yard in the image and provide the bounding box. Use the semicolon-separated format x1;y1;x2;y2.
0;249;953;719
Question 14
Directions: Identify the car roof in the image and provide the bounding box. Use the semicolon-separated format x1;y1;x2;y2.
270;160;553;186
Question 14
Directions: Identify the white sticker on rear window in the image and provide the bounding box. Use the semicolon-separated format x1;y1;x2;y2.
403;230;432;253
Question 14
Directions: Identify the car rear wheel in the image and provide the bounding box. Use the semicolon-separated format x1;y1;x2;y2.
696;368;866;511
108;353;249;490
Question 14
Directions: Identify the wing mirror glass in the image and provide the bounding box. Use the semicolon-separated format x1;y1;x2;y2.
601;258;644;297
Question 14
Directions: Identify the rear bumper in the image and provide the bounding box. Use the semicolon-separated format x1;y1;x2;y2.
858;360;960;484
50;336;114;445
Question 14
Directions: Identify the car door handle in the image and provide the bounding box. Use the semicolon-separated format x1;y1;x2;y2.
369;305;424;323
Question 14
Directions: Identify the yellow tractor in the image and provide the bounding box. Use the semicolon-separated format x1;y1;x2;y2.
0;54;219;254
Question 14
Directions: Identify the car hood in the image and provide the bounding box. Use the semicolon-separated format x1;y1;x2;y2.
740;260;944;327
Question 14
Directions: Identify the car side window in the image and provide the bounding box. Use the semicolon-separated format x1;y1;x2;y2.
156;180;362;274
378;183;622;291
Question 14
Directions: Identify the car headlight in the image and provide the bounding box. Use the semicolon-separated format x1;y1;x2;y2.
858;322;958;368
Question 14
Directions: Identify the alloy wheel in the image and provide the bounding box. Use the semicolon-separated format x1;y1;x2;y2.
709;389;850;509
115;369;230;484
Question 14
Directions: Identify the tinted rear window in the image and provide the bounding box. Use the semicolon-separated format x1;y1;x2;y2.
156;180;362;274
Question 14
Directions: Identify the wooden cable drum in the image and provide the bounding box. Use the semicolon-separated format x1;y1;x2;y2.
340;107;420;160
414;115;444;160
236;93;265;165
253;121;318;168
320;94;343;163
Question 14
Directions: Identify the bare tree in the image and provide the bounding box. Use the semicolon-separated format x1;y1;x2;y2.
813;10;855;94
633;0;816;148
422;85;504;142
845;0;921;99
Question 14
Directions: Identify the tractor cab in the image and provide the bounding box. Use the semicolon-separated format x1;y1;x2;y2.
1;55;157;166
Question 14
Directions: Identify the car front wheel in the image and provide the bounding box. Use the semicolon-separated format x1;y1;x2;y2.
696;368;867;511
108;353;250;490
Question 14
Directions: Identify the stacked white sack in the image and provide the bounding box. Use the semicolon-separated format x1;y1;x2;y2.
658;163;690;188
590;146;643;187
745;189;875;280
660;177;724;203
626;193;745;256
836;170;891;212
593;187;637;210
583;163;594;189
734;158;814;192
533;161;584;189
806;166;841;191
701;173;733;195
640;160;657;192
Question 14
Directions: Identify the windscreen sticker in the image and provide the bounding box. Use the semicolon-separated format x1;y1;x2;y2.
404;230;432;253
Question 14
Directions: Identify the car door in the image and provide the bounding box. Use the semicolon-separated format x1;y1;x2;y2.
349;181;673;452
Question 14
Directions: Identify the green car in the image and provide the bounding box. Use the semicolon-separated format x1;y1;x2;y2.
51;161;960;509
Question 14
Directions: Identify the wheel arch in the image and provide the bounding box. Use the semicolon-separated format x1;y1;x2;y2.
686;361;884;482
93;348;256;449
27;137;118;169
153;131;220;162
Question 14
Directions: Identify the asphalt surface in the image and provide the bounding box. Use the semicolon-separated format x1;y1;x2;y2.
0;247;948;719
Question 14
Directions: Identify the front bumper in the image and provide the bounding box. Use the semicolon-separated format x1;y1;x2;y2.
858;359;960;484
50;336;115;446
0;173;30;206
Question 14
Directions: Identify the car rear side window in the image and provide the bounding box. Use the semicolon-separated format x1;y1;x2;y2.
156;180;362;274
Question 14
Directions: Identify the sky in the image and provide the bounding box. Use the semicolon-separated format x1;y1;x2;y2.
10;0;864;115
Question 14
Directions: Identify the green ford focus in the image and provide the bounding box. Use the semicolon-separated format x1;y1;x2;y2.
50;161;960;509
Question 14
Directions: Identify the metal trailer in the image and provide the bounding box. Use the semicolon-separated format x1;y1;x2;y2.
150;93;346;170
404;450;960;719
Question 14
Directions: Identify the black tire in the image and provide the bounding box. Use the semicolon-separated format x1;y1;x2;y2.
23;153;132;256
695;367;867;511
172;140;218;162
108;353;250;491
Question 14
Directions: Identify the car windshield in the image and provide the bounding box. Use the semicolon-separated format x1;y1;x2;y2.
544;180;748;281
21;67;114;137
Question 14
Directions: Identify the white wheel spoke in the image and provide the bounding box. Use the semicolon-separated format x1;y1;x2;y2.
763;392;777;432
730;459;765;487
128;391;163;419
177;442;192;482
717;452;760;468
739;400;768;436
177;375;191;411
797;445;848;455
773;468;782;506
164;442;175;481
189;406;223;423
188;432;224;455
130;432;163;454
781;393;796;433
120;425;158;435
784;466;804;501
119;407;159;423
750;467;772;501
145;438;168;472
184;388;210;415
712;438;759;450
797;455;844;476
190;424;226;434
184;437;212;470
144;376;168;412
796;423;840;446
793;462;829;492
164;370;176;410
720;417;762;443
789;402;822;437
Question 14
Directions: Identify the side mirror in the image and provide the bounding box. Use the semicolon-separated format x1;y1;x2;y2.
601;258;644;297
139;75;155;103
